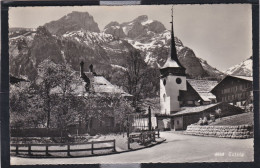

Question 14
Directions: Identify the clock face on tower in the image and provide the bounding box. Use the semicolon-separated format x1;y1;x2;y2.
176;78;182;84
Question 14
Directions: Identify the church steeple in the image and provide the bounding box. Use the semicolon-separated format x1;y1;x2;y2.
170;6;183;68
159;6;187;116
160;6;185;77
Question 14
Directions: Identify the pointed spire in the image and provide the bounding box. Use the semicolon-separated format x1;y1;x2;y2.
170;6;183;68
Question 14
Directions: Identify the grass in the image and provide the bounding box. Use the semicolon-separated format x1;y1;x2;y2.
209;112;253;126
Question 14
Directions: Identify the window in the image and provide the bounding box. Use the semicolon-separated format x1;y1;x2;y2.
163;79;166;86
177;120;179;125
163;94;166;102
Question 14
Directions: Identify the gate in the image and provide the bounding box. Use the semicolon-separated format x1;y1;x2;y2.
127;107;157;133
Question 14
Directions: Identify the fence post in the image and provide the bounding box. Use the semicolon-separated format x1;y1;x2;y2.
16;145;19;155
142;133;145;145
128;137;131;149
46;146;49;156
158;129;160;138
91;141;94;154
67;144;70;156
113;139;116;152
28;145;31;156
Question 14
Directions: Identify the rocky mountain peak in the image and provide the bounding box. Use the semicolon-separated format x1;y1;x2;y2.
133;15;148;23
104;21;120;29
44;11;100;35
10;13;225;81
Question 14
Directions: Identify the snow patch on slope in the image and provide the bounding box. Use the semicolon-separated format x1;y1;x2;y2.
225;57;252;77
63;30;114;45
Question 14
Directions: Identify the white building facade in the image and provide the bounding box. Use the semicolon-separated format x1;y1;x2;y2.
159;10;187;115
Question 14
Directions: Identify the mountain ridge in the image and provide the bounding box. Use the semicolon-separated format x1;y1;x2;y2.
10;11;228;81
225;56;252;77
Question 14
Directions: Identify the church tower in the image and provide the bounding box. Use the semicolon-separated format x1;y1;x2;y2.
160;7;187;114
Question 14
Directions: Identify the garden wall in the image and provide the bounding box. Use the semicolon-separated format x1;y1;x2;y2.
185;124;253;139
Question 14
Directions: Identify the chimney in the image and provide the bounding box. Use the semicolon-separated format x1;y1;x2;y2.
80;61;84;77
89;64;93;73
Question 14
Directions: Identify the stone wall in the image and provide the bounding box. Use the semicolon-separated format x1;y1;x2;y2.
185;124;253;139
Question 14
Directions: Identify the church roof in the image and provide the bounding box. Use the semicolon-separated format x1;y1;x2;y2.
160;56;181;69
187;79;218;101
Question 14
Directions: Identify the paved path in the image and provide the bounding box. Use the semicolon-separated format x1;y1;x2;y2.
11;132;253;165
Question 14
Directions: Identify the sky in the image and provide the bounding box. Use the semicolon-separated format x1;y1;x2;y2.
9;4;252;72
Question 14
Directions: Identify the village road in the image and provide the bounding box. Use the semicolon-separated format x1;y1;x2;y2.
11;132;253;165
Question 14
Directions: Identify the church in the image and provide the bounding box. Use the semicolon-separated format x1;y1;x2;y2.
159;9;187;115
157;9;244;131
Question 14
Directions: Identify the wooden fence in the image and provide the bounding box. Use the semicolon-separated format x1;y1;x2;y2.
10;139;116;157
128;130;160;149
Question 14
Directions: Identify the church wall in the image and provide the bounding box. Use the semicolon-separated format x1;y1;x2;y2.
160;79;171;114
160;75;186;113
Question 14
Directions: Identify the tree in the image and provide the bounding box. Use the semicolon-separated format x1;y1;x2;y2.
121;49;160;111
49;64;83;129
107;93;134;133
10;81;45;128
36;59;84;129
37;59;60;128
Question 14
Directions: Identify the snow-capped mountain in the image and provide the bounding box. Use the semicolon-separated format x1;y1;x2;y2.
9;11;224;81
104;15;223;79
9;26;136;80
225;56;252;77
104;15;166;39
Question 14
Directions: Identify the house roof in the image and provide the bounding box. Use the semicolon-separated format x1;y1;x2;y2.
187;79;218;101
231;75;253;81
81;71;132;97
50;71;132;97
90;75;132;96
172;103;221;116
211;75;253;93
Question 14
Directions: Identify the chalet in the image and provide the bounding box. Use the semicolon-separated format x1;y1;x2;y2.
179;79;218;106
74;62;132;134
211;75;253;107
66;62;132;98
172;102;244;130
